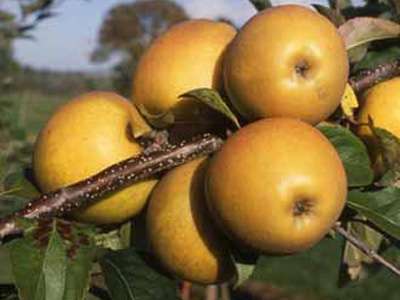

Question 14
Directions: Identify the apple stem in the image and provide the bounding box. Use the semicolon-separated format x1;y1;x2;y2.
0;133;224;242
349;59;400;94
334;222;400;277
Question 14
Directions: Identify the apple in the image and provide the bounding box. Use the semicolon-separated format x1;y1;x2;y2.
205;118;347;254
132;19;237;127
356;77;400;175
33;91;158;224
223;5;349;125
146;158;235;284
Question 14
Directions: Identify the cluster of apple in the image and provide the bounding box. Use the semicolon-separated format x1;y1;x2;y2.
33;5;353;284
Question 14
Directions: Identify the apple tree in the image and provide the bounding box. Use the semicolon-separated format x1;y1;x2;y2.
1;0;400;300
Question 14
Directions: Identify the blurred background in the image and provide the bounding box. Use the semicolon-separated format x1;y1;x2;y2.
1;1;399;300
0;0;260;172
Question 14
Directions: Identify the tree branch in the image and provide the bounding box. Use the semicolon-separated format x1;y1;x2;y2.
349;59;400;94
1;128;399;279
0;133;223;241
334;223;400;277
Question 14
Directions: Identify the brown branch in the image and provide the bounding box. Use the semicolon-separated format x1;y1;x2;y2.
0;133;223;241
1;128;399;280
349;59;400;94
334;223;400;277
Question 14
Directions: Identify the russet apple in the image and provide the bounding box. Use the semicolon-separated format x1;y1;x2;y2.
146;158;235;284
357;77;400;175
205;118;347;254
132;19;237;127
33;91;157;224
223;5;349;125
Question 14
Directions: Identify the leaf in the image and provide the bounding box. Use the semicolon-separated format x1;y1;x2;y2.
0;246;14;284
3;167;40;199
334;0;352;10
347;188;400;239
95;230;125;251
347;44;368;63
341;219;383;284
248;0;272;11
235;262;255;288
313;5;345;27
353;47;400;72
180;88;240;129
338;17;400;50
7;219;96;300
136;104;175;129
0;195;29;219
21;0;54;16
340;83;358;120
100;248;179;300
318;125;373;187
371;127;400;187
251;237;344;297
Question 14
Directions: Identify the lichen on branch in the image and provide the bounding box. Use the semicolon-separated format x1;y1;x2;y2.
0;133;223;240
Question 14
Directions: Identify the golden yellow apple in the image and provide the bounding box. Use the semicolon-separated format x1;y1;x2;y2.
132;19;237;127
146;158;235;284
206;118;347;254
223;5;349;125
357;77;400;175
33;91;157;224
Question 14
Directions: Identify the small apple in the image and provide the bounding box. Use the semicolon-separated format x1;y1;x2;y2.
33;91;157;224
146;158;235;284
223;5;349;125
205;118;347;254
356;77;400;175
132;19;237;127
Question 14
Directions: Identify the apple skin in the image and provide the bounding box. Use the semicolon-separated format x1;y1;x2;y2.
205;118;347;254
132;19;236;127
33;91;157;224
146;158;236;284
357;77;400;175
223;4;349;125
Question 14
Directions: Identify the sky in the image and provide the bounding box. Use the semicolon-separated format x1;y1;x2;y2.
11;0;325;72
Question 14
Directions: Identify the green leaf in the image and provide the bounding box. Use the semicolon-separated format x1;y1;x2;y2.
100;248;179;300
338;17;400;50
0;153;7;184
180;88;240;129
347;45;368;63
248;0;272;11
251;237;344;298
95;230;125;251
235;262;255;288
3;167;40;199
371;127;400;187
0;195;29;219
7;219;96;300
318;125;373;187
347;188;400;239
0;246;14;284
353;47;400;72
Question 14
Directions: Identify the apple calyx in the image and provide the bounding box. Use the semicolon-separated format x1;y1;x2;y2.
293;198;313;216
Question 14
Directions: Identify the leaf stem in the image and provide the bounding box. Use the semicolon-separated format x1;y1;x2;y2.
334;222;400;277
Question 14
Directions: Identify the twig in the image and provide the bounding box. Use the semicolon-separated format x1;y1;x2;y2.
180;281;192;300
205;285;218;300
334;222;400;277
0;133;223;241
249;0;271;11
349;59;400;94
